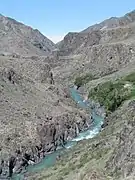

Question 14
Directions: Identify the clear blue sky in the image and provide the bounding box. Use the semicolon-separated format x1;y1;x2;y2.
0;0;135;43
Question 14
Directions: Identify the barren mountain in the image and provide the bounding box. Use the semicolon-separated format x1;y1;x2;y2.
0;14;56;56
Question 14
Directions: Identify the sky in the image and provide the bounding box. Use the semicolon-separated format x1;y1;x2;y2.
0;0;135;43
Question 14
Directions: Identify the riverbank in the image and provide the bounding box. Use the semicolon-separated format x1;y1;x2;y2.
27;98;135;180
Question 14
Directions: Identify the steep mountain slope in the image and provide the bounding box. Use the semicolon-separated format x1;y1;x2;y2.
0;14;56;56
57;10;135;56
54;12;135;86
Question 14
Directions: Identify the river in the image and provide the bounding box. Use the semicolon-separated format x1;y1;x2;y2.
12;87;104;180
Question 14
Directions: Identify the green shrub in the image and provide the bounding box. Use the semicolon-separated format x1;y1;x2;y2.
74;73;96;87
88;81;130;112
123;72;135;84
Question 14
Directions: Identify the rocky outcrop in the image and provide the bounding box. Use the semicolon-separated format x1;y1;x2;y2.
37;111;92;150
1;67;23;85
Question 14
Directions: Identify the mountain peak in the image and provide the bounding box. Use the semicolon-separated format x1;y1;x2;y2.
0;15;56;56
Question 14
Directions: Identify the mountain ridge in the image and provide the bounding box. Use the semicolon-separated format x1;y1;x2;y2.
57;10;135;52
0;14;56;56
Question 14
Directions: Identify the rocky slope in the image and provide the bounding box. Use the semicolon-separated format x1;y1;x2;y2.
0;14;56;56
0;54;95;177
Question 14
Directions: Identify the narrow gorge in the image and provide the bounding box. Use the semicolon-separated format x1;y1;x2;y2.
11;86;105;180
1;10;135;180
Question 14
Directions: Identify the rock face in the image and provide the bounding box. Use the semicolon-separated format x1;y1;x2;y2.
37;111;92;151
0;14;56;56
